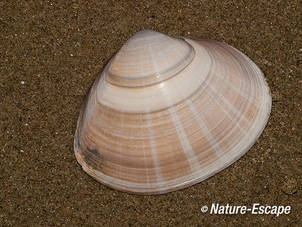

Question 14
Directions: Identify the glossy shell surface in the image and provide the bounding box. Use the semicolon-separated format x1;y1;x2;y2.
74;30;271;194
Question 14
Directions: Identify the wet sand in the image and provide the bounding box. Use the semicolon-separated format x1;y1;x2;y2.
0;0;301;226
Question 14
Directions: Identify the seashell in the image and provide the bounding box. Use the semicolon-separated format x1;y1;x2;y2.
74;30;271;194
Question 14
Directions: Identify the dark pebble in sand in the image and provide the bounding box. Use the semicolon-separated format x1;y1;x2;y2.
281;178;298;195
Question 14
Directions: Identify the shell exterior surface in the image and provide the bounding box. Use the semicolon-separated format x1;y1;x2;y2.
107;30;195;87
74;30;271;194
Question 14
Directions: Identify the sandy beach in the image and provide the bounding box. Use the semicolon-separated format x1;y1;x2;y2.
0;0;301;225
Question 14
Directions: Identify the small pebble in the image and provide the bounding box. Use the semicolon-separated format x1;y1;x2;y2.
20;81;25;84
281;178;298;195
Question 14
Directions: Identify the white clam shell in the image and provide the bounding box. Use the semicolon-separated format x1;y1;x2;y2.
74;30;271;194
